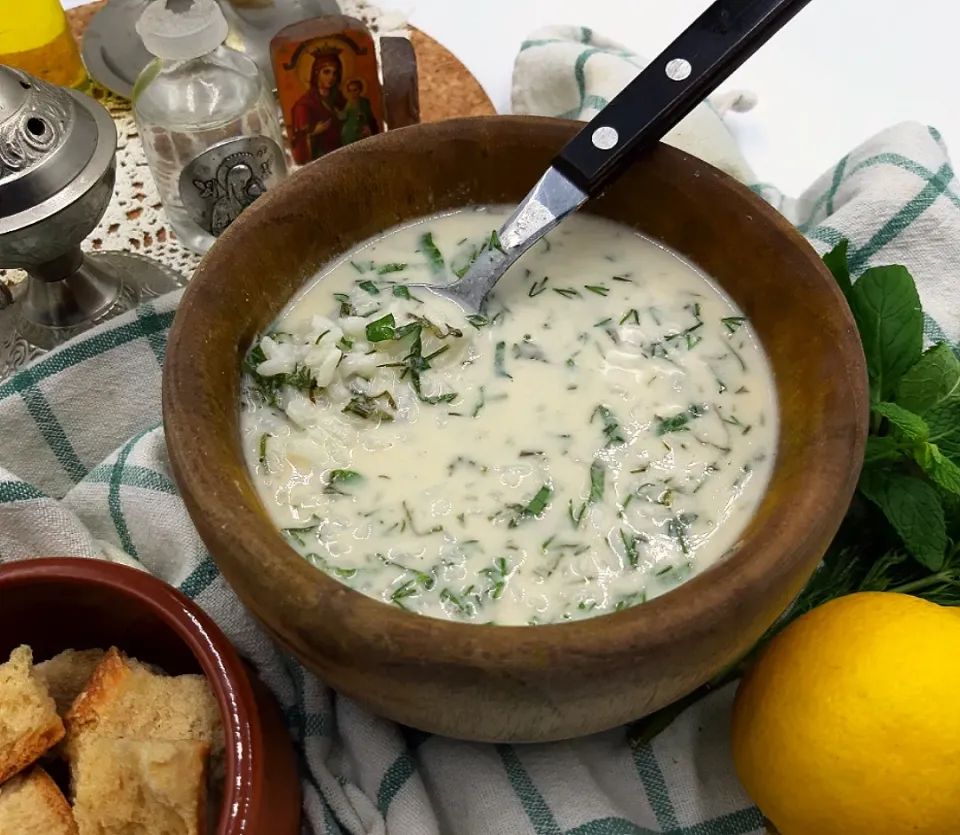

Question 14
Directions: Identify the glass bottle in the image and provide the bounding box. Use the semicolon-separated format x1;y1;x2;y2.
132;0;287;254
0;0;88;89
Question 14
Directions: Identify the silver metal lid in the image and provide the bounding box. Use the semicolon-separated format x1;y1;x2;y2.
0;66;100;222
0;68;183;382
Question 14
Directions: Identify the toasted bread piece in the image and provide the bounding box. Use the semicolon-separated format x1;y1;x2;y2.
34;650;106;716
0;766;77;835
0;646;65;783
64;648;222;760
72;737;208;835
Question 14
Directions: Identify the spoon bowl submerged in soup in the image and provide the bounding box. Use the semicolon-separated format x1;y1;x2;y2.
240;206;776;626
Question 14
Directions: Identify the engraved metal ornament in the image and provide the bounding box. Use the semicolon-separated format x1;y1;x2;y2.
179;135;287;237
0;67;72;179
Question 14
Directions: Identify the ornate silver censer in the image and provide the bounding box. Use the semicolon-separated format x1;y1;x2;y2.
0;67;183;380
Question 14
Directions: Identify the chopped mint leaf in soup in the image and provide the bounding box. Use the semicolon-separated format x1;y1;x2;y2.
722;316;746;333
594;405;626;447
589;459;605;503
494;341;512;378
529;276;549;297
365;313;396;343
378;263;407;274
418;231;445;275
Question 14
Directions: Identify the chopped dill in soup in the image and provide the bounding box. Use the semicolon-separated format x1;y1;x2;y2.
240;207;777;625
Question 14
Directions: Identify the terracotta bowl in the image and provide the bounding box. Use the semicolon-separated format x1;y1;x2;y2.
164;116;868;743
0;558;301;834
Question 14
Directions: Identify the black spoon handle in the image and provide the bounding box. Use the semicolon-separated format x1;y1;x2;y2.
552;0;813;195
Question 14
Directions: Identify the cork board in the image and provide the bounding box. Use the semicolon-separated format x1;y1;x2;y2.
66;1;496;123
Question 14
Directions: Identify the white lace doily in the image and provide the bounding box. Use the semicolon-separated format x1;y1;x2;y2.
2;0;407;288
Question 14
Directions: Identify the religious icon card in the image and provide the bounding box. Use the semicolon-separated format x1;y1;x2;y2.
271;16;385;166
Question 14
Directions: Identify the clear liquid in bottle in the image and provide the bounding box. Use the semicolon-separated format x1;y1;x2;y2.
133;0;286;254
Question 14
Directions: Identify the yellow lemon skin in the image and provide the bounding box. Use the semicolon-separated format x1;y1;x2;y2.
731;592;960;835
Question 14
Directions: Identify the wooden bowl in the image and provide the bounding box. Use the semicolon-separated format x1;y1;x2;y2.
164;116;868;743
0;558;301;834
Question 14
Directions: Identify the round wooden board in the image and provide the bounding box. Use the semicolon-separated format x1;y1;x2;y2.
66;2;496;122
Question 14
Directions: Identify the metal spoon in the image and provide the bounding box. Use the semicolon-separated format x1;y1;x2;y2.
410;0;813;311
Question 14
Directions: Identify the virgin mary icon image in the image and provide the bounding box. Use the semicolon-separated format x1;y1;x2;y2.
271;20;385;166
290;47;348;164
179;136;287;238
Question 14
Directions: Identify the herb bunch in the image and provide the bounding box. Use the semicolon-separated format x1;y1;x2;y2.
817;239;960;594
629;240;960;745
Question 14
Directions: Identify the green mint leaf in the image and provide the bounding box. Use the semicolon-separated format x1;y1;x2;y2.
894;342;960;415
419;391;458;406
392;286;420;302
451;240;482;279
466;314;489;329
594;405;626;446
721;316;746;334
282;365;316;393
365;313;397;343
509;485;553;527
926;395;960;461
494;341;512;379
858;469;946;570
872;401;929;442
329;469;362;485
418;232;445;276
848;265;923;402
325;469;364;495
589;459;605;503
620;529;641;568
342;391;396;421
863;435;905;465
655;412;690;436
523;484;552;517
821;239;853;301
378;263;407;275
358;280;380;295
913;443;960;496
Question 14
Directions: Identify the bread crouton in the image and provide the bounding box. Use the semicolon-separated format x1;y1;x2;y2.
0;766;77;835
33;650;105;716
71;738;207;835
64;648;222;760
0;646;64;783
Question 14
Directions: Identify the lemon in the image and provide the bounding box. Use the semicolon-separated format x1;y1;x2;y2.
731;592;960;835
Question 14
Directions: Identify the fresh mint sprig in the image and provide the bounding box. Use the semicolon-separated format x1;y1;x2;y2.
821;239;960;572
628;239;960;747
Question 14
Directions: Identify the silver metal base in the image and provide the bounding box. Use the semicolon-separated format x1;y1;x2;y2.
0;251;185;381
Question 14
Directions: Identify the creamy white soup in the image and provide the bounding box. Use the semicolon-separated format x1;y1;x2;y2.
240;207;777;625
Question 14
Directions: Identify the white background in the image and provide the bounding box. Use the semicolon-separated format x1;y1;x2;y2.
63;0;958;196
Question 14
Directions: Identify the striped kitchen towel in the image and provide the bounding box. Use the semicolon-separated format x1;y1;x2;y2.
2;24;959;835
